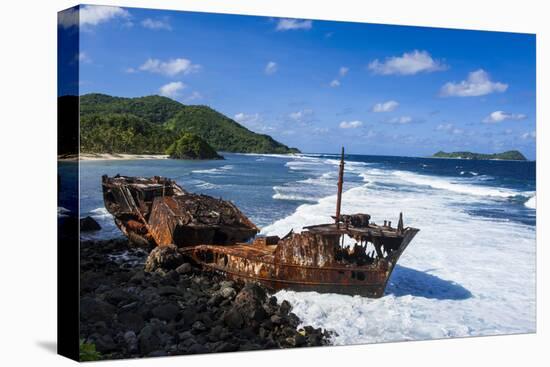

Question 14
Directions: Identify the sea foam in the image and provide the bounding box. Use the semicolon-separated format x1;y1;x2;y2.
263;155;535;345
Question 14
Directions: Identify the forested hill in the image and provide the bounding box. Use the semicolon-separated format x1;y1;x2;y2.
77;93;300;155
432;150;527;161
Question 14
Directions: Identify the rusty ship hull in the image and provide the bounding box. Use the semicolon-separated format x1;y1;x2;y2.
102;175;259;248
183;221;418;298
101;148;419;298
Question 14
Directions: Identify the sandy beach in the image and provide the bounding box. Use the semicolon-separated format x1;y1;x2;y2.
59;153;169;161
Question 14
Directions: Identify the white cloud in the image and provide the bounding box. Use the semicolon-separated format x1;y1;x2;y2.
521;131;536;140
80;5;130;27
234;112;275;133
78;52;92;64
339;120;363;129
184;91;203;102
372;100;399;112
139;58;201;77
329;79;341;88
436;123;463;135
339;67;349;77
440;69;508;97
388;116;413;124
368;50;446;75
265;61;278;75
141;18;172;30
483;110;527;123
158;81;186;98
276;18;312;31
362;130;378;139
234;112;261;124
313;127;329;134
288;109;314;123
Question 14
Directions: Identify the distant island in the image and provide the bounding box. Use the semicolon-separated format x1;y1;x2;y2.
59;93;300;158
432;150;527;161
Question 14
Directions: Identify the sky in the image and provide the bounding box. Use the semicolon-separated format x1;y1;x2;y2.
60;5;536;159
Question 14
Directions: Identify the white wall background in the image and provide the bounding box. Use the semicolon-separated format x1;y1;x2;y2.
0;0;546;366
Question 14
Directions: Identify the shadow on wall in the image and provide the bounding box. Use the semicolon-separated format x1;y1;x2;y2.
386;265;472;300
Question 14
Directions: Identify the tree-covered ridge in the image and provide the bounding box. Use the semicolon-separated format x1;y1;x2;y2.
78;93;300;155
432;150;527;161
165;106;300;154
80;113;178;154
80;94;184;124
166;132;223;160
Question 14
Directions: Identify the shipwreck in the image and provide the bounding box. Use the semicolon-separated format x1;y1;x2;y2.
102;148;419;297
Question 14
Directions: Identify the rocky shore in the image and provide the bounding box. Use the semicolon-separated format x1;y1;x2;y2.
80;239;332;360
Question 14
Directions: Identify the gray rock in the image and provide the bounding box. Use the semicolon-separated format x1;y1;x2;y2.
80;296;116;323
144;245;184;272
118;311;145;332
207;294;224;307
129;271;145;284
94;334;116;353
192;321;207;333
123;331;138;353
152;303;179;321
175;263;192;274
138;321;165;355
218;287;236;299
187;343;207;354
214;342;238;353
270;314;282;325
223;308;243;329
104;288;133;305
158;286;180;296
234;283;266;308
178;331;193;341
279;300;292;315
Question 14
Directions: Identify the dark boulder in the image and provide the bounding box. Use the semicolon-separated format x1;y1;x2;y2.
223;308;243;329
89;333;117;353
138;320;169;355
152;303;180;321
118;311;145;333
175;263;192;274
80;296;116;323
103;288;134;305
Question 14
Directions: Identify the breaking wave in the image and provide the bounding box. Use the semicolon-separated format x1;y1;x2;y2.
392;170;522;199
192;165;234;175
263;154;535;344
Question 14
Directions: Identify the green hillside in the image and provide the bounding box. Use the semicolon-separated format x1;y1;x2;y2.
166;133;223;160
164;106;299;154
80;113;178;154
432;150;527;161
78;94;300;155
80;94;183;124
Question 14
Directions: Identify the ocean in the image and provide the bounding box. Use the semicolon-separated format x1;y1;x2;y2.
59;152;536;344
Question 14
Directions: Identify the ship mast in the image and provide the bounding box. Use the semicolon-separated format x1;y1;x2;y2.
335;147;345;228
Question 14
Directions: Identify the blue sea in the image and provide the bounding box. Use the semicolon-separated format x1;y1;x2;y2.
58;153;536;344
